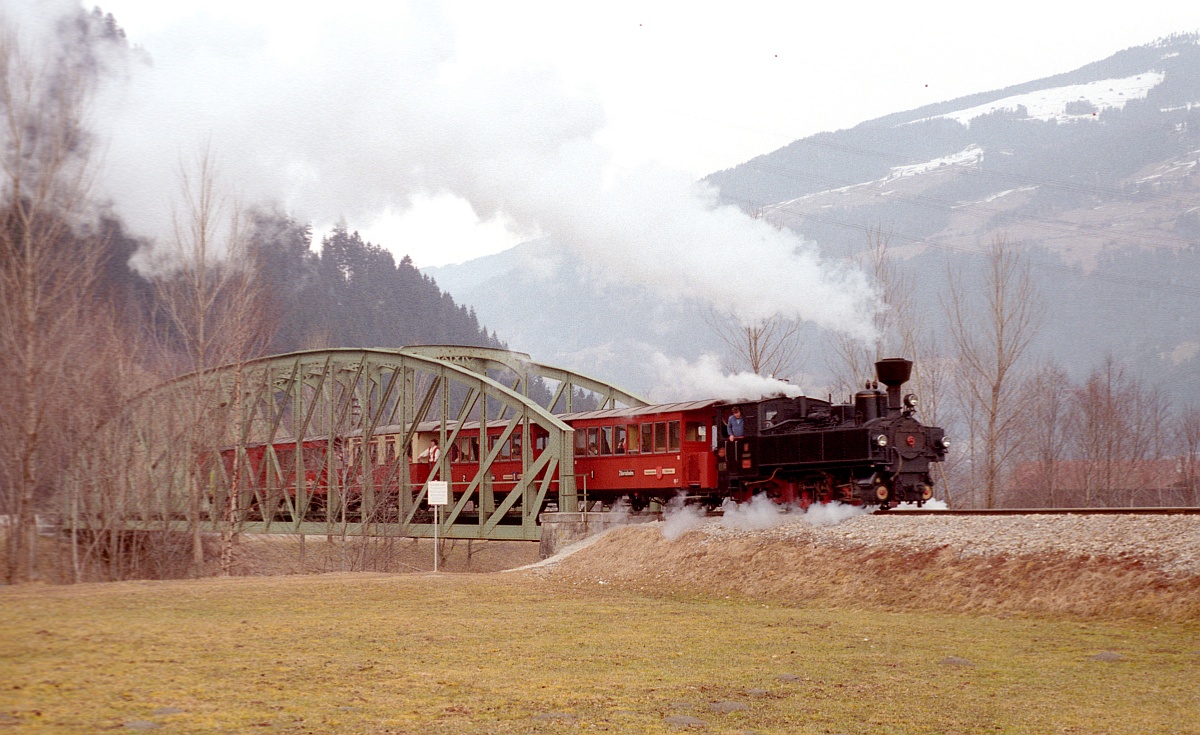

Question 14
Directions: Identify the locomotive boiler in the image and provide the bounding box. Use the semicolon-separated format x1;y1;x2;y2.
715;358;948;508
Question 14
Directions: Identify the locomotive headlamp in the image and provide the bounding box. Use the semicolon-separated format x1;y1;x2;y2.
938;437;951;450
875;434;888;447
903;393;918;409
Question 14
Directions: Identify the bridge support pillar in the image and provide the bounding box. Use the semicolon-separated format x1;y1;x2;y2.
537;511;660;559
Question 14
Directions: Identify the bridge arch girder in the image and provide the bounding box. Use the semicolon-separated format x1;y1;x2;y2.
399;344;649;412
84;347;585;542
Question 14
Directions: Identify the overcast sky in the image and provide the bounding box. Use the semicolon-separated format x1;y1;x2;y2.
58;1;1200;268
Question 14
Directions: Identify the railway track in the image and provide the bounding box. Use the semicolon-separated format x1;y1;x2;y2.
875;506;1200;516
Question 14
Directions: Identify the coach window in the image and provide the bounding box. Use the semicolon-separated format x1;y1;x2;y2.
653;422;667;453
535;435;547;453
348;438;360;465
512;434;522;460
276;447;294;467
614;425;627;454
626;425;640;455
574;430;587;457
303;445;323;470
600;426;613;455
685;421;706;443
587;427;600;456
640;423;654;454
668;421;681;452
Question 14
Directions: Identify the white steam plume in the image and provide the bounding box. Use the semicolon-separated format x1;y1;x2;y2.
648;352;805;402
660;493;869;541
659;494;707;541
718;495;869;531
27;1;879;338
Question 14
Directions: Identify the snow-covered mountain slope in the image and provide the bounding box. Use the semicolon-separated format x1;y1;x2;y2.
427;34;1200;399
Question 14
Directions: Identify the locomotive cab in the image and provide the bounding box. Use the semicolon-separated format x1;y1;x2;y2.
717;358;947;509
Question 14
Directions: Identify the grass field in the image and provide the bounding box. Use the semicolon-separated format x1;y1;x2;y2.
2;571;1198;734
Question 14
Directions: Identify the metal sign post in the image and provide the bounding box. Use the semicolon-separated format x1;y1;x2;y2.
428;481;449;572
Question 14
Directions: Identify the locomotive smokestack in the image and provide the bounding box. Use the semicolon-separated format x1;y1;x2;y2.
875;358;913;412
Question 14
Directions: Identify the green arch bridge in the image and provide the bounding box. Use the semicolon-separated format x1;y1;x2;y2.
74;347;648;542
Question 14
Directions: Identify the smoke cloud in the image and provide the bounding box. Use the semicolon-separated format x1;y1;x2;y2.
660;494;708;541
648;352;805;402
15;1;879;338
659;493;869;541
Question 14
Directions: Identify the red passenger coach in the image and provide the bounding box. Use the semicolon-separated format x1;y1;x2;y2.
564;400;722;510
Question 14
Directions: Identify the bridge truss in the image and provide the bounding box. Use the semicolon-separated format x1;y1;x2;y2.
73;347;647;542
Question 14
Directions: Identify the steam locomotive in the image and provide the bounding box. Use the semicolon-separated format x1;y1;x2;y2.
713;358;948;508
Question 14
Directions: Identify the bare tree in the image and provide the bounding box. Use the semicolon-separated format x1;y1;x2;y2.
1073;356;1171;506
0;26;109;582
1011;360;1075;507
830;228;917;393
1180;405;1200;507
1073;356;1136;506
945;236;1042;508
705;208;805;379
706;310;804;378
148;147;273;575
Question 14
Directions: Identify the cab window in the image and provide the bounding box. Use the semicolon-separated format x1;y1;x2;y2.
685;422;706;443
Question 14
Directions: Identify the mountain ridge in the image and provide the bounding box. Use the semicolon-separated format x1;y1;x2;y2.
425;34;1200;400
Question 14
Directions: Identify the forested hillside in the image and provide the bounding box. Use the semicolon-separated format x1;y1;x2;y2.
0;7;500;583
97;211;499;360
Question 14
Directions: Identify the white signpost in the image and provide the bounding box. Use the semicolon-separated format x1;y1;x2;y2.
428;481;449;572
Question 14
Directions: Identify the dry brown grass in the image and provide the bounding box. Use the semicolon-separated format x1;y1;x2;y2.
2;533;540;583
544;525;1200;622
2;571;1199;734
3;521;1200;733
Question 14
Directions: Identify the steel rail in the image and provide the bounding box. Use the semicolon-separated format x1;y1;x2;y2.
874;507;1200;516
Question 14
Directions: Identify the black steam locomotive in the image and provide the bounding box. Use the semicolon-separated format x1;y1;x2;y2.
715;358;948;508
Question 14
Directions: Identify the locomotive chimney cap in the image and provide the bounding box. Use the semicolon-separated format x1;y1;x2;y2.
875;358;913;387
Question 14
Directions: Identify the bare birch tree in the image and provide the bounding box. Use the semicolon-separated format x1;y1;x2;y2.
0;26;109;582
1180;404;1200;507
829;228;921;395
1012;360;1075;507
706;209;804;379
1073;356;1171;506
945;236;1042;508
149;147;273;575
707;310;804;378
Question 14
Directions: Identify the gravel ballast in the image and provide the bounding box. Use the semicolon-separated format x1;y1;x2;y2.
699;513;1200;577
